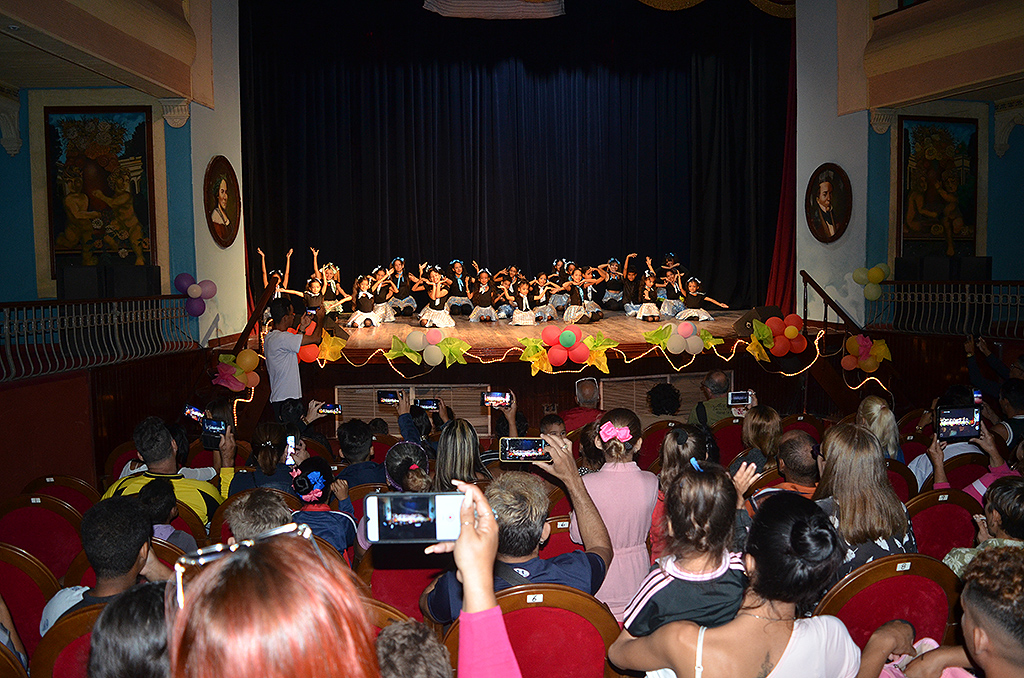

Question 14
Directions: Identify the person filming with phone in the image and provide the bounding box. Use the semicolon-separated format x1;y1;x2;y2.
687;370;755;428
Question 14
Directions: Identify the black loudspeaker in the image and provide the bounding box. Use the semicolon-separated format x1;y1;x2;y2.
955;257;991;282
57;265;161;299
733;305;782;339
922;257;952;281
894;257;922;281
58;267;104;300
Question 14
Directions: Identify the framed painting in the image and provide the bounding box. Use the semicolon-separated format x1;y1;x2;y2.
43;106;157;278
203;155;241;248
898;115;978;258
804;163;852;244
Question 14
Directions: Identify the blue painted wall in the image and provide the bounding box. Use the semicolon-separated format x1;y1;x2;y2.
0;91;37;302
164;120;196;282
865;125;890;269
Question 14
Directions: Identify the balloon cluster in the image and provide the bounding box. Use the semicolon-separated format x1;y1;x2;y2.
540;325;589;366
665;322;705;355
174;273;217;317
214;348;261;392
841;334;890;373
289;320;321;363
405;328;446;366
765;314;808;357
852;263;890;301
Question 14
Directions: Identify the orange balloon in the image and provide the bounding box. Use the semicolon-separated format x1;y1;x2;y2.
298;344;319;363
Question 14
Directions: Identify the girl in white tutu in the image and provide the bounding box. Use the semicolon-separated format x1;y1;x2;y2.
507;279;536;326
415;266;455;328
561;267;604;324
346;276;378;328
675;276;728;321
370;266;396;324
637;270;661;322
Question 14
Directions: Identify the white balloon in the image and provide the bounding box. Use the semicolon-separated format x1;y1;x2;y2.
187;283;203;299
422;344;444;366
666;334;686;355
685;335;705;355
406;330;428;352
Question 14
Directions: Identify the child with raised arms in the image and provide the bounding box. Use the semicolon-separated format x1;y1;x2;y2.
414;266;455;328
445;259;473;316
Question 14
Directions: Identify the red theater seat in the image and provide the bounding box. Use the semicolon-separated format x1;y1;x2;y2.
29;604;103;678
0;495;82;581
356;545;453;621
906;489;982;561
22;476;100;516
0;543;60;660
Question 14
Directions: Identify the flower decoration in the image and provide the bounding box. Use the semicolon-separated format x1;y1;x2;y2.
318;334;347;362
699;328;724;349
582;332;618;373
385;335;423;365
841;334;891;373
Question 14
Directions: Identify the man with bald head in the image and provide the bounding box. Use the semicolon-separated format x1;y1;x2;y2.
687;370;734;427
559;377;605;433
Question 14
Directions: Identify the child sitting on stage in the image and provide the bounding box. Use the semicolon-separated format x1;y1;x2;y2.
414;266;455;328
371;266;396;324
507;279;536;326
531;272;558;322
637;270;661;322
346;276;376;327
468;268;501;322
676;276;728;321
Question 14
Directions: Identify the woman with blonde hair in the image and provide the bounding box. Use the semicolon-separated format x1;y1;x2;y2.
812;423;917;581
728;405;782;474
857;396;903;462
432;419;492;492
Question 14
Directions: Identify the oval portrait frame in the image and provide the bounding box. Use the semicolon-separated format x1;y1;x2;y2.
203;155;241;248
804;162;852;244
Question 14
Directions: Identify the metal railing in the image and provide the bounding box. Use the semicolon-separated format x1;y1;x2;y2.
864;281;1024;338
0;295;199;382
801;270;863;335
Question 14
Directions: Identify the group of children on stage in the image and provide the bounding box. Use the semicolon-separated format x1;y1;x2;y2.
257;247;728;330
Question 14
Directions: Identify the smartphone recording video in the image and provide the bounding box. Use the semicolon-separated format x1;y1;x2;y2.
183;404;204;422
415;398;440;412
318;403;342;415
481;391;512;408
364;493;463;544
936;407;981;442
499;437;552;463
200;417;226;451
377;390;400;406
727;391;750;407
285;435;297;465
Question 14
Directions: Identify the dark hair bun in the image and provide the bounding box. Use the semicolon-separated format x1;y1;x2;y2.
789;513;841;564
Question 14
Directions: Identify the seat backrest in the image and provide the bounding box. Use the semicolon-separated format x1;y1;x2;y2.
814;554;959;648
0;543;60;659
22;476;101;516
170;501;209;548
208;487;302;545
898;409;931;438
540;515;582;559
637;420;684;472
905;489;983;560
361;597;411;639
304;438;333;461
0;642;27;678
780;414;824;442
885;458;919;502
899;434;930;465
102;441;138;488
29;604;103;678
921;453;990;493
0;495;83;580
547;487;571;517
745;468;783;498
64;537;186;589
442;583;620;678
186;445;248;469
711;418;745;468
348;484;389;525
355;545;453;621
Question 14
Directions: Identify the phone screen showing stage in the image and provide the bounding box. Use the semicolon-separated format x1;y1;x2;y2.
415;398;440;412
499;437;552;462
184;405;204;422
377;390;400;406
727;391;750;406
937;407;981;441
364;493;463;543
318;403;342;414
481;391;512;407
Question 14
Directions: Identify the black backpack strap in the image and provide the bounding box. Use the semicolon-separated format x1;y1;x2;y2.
493;560;532;587
696;401;708;426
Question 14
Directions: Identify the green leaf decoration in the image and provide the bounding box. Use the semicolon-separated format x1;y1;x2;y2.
751;319;775;349
583;332;619;350
219;353;238;366
384;336;422;365
438;337;470;367
699;329;724;348
643;324;673;347
519;337;546;361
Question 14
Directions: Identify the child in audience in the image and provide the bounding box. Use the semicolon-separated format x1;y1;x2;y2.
290;457;357;554
649;425;712;562
728;405;782;474
137;478;198;553
376;620;452;678
942;475;1024;578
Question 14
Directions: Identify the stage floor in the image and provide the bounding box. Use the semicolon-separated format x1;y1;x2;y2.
331;309;747;364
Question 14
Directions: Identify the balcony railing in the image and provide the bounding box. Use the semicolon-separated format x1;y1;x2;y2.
864;280;1024;338
0;295;199;383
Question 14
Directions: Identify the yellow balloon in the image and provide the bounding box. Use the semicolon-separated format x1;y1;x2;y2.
846;336;860;355
859;356;880;373
867;266;885;284
864;283;882;301
236;348;259;372
784;326;799;340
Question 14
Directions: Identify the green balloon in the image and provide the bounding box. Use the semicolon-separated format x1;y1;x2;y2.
559;329;576;348
877;263;891;279
852;268;870;285
864;282;882;301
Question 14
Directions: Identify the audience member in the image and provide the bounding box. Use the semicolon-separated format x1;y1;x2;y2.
117;418;219;481
538;414;566;437
964;335;1024;400
728;405;782;474
624;461;745;636
686;370;732;427
649;425;713;561
608;493;914;678
926;424;1021;504
569;408;658;620
493;390;529;440
223;488;292;541
989;378;1024;448
0;592;26;670
87;582;167;678
368;418;390;435
908;386;981;487
647;382;682;417
230;421;305;496
576;420;604;476
423;435;613;625
744;430;820;516
40;496;172;635
396;392;438;454
375;620;452;678
812;424;917;582
265;297;324;422
943;476;1024;577
104;417;231;524
431;419;492;492
336;419;387;487
559;377;604;432
137;477;198;552
291;457;357;554
857;395;903;461
277;397;333;454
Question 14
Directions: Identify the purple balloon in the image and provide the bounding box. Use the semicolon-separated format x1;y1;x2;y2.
199;279;217;299
185;297;206;317
174;272;196;295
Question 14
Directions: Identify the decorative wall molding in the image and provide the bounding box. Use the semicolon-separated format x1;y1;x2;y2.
0;93;22;156
994;96;1024;157
160;97;190;128
870;108;895;134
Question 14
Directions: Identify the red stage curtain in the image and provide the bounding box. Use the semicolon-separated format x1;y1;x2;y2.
765;25;797;315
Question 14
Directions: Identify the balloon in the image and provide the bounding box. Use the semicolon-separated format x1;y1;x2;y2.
784;326;799;340
559;329;576;348
568;342;590;364
677;321;695;338
425;328;443;345
423;345;444;366
185;297;206;317
541;325;561;347
845;336;860;355
790;333;808;353
236;348;259;372
406;330;428;352
867;266;885;284
304;320;317;336
187;283;203;299
685;335;704;355
859;356;880;373
666;334;686;354
765;316;786;337
864;283;882;301
286;327;297;334
245;371;260;388
548;345;568;367
784;314;803;332
841;354;859;371
299;344;319;363
770;335;791;357
852;267;870;285
877;263;891;279
566;325;583;344
174;272;196;294
199;280;217;299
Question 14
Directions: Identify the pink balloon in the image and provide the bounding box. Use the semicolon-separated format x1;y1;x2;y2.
677;322;695;338
425;328;443;345
245;371;261;388
541;325;561;347
199;279;217;299
548;345;568;367
568;342;590;364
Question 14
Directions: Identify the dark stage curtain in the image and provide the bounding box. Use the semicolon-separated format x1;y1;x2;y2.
240;0;789;307
765;26;798;314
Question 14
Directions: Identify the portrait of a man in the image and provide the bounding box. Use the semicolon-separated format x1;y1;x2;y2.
805;163;851;244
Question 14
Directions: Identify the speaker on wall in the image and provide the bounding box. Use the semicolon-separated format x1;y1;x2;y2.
56;265;162;300
733;305;782;339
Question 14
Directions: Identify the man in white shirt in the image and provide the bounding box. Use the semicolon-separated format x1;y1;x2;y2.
908;385;983;488
265;298;324;421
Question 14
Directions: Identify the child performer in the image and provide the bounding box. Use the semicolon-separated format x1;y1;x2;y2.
599;257;625;311
676;276;728;321
531;272;558;322
550;258;569;312
320;263;348;315
507;279;536;327
562;267;604;324
637;270;661;322
622;253;642;317
346;276;377;327
386;257;418;317
371;266;397;324
658;268;686;317
414;266;455;328
445;259;474;316
256;247;292;293
468;268;499;322
495;276;514;320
